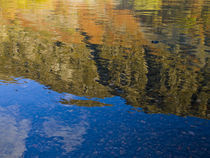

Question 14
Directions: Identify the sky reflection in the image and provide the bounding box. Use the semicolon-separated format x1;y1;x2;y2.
0;78;209;157
0;0;209;157
0;105;30;158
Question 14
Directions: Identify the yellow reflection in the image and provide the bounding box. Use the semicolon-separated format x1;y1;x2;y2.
134;0;162;11
0;0;209;118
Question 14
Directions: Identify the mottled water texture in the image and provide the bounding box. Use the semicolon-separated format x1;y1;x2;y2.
0;0;209;157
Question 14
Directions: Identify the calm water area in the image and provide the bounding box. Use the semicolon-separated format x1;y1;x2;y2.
0;0;209;157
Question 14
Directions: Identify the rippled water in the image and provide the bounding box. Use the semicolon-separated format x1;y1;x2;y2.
0;0;209;157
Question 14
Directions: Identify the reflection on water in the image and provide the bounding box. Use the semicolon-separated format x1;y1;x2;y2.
0;0;209;157
0;106;30;158
0;0;209;118
43;117;88;153
0;78;209;157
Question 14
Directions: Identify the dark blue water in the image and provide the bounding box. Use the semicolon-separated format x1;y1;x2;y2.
0;78;209;157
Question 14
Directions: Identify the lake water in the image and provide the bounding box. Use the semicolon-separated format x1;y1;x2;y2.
0;0;209;157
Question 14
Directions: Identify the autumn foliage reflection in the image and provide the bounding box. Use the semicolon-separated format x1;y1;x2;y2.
0;0;209;119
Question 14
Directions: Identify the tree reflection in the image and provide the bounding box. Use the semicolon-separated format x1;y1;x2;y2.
0;0;209;119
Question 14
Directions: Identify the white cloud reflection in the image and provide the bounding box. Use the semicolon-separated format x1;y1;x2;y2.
0;106;30;158
43;115;88;153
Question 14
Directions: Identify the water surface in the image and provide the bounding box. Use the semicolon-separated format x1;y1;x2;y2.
0;0;209;157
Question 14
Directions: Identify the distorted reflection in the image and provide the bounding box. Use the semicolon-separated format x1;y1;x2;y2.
0;106;30;158
0;0;209;157
0;0;209;118
43;117;88;153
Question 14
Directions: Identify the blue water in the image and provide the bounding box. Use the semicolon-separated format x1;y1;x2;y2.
0;0;210;157
0;78;209;157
